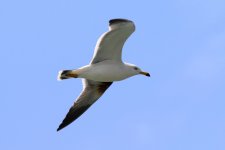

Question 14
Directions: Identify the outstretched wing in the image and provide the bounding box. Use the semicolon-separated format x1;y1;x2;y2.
57;79;112;131
90;19;135;64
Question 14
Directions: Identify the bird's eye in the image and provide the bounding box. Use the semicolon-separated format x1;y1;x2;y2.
134;67;138;70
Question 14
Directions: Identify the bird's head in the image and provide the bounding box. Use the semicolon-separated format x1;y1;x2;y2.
125;63;150;77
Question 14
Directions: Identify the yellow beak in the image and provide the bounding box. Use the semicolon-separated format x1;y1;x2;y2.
140;71;150;77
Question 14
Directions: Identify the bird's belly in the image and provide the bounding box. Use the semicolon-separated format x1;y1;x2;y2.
80;61;129;82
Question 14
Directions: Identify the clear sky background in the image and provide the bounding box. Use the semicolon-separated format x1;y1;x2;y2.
1;0;225;150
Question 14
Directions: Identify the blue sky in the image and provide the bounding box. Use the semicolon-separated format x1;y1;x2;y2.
1;0;225;149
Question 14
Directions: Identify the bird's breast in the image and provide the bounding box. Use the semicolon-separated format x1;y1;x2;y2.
79;61;131;82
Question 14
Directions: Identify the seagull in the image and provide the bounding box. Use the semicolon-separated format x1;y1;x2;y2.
57;18;150;131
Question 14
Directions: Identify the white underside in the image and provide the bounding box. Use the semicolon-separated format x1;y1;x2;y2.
75;60;136;82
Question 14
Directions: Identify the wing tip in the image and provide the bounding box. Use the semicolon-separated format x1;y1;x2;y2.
56;104;92;132
109;18;132;26
56;127;61;132
57;120;67;131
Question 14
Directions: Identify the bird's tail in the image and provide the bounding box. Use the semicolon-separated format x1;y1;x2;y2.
57;70;78;80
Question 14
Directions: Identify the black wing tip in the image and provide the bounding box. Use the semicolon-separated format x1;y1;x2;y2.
57;120;67;131
56;105;92;132
57;127;62;132
109;18;132;26
57;124;64;132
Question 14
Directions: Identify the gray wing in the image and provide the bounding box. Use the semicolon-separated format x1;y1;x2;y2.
90;19;135;64
57;79;112;131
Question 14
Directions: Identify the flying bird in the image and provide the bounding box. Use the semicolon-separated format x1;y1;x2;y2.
57;19;150;131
